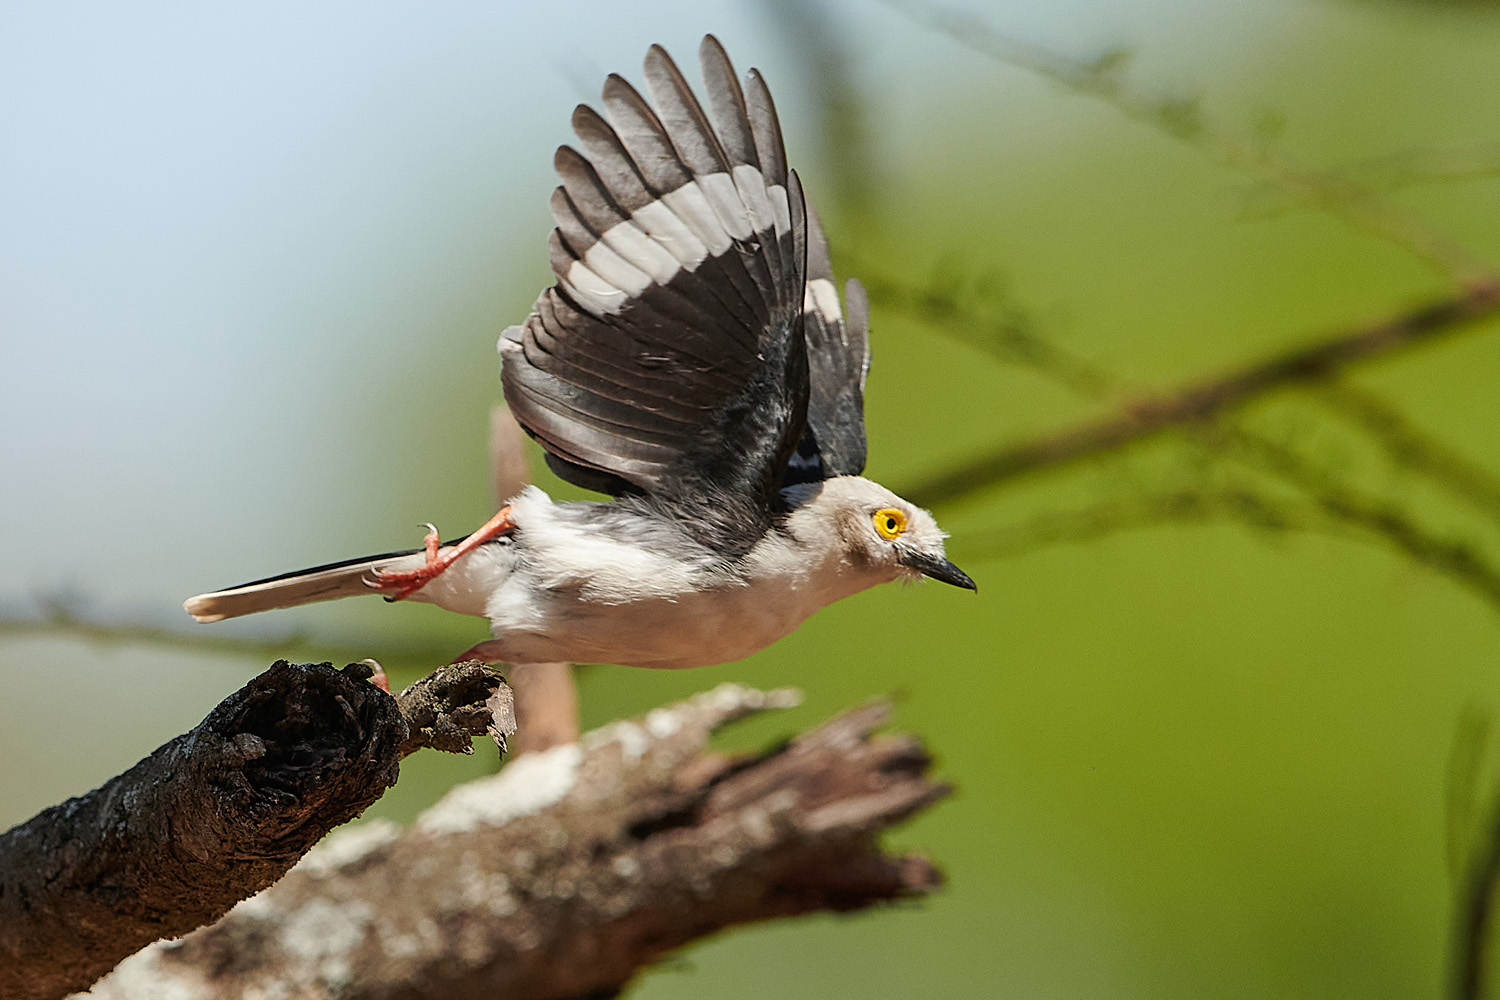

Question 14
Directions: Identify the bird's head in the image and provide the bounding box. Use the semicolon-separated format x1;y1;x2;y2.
784;476;976;591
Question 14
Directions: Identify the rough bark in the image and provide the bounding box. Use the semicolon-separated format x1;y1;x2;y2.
0;659;511;1000
82;683;949;1000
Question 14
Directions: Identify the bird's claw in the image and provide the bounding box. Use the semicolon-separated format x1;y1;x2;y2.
365;506;516;603
366;522;450;601
366;564;442;601
359;658;391;693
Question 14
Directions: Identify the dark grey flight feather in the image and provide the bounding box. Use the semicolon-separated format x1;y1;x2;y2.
643;45;732;177
501;36;859;554
784;205;870;484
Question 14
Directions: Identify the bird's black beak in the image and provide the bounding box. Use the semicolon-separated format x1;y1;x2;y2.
898;549;977;591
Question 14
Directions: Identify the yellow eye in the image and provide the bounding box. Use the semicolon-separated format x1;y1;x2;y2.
873;508;907;540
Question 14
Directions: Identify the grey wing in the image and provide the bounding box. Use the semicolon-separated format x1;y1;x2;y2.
501;36;810;551
783;204;870;485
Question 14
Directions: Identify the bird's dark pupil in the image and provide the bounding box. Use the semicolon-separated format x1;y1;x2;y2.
885;518;897;531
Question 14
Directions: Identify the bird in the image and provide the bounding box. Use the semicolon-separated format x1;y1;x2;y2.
183;36;974;670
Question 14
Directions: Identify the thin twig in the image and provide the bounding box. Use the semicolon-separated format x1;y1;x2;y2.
1221;426;1500;611
1455;795;1500;1000
853;262;1114;397
0;597;464;670
1314;381;1500;526
880;0;1496;285
1242;146;1500;219
958;484;1309;562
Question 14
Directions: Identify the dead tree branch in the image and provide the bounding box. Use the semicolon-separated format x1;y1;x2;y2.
81;684;948;1000
909;282;1500;508
0;659;511;1000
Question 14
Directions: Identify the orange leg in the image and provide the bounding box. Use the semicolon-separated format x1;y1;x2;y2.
368;506;515;601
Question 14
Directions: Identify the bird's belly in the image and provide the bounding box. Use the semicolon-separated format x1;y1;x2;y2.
489;582;822;670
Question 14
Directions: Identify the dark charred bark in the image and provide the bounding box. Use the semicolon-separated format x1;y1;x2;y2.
0;659;510;1000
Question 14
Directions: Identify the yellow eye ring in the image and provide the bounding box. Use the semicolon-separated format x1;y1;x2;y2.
873;508;907;540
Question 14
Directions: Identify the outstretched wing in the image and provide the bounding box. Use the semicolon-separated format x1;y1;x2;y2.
783;205;870;485
501;36;810;551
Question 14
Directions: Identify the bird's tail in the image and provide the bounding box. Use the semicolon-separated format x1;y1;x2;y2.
183;547;427;623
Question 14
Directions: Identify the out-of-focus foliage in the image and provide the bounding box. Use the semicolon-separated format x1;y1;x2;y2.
5;1;1500;997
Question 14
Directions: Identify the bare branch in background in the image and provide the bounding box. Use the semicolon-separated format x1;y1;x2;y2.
0;592;463;671
960;484;1310;562
506;660;580;754
80;685;948;1000
759;0;880;223
0;660;511;1000
854;262;1114;397
1455;789;1500;1000
907;282;1500;508
1217;426;1500;611
490;403;533;506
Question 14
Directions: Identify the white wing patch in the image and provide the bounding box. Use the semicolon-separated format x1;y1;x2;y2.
698;171;754;241
550;165;793;320
804;277;844;328
599;218;681;284
661;181;733;256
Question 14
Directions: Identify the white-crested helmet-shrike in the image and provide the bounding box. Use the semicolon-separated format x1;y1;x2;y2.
185;36;974;669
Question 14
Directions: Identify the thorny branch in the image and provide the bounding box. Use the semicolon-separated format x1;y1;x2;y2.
871;8;1500;988
853;262;1115;397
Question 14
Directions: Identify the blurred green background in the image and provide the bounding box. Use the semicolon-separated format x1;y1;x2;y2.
5;0;1500;997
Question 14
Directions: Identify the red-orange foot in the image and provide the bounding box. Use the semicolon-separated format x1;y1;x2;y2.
367;506;515;602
